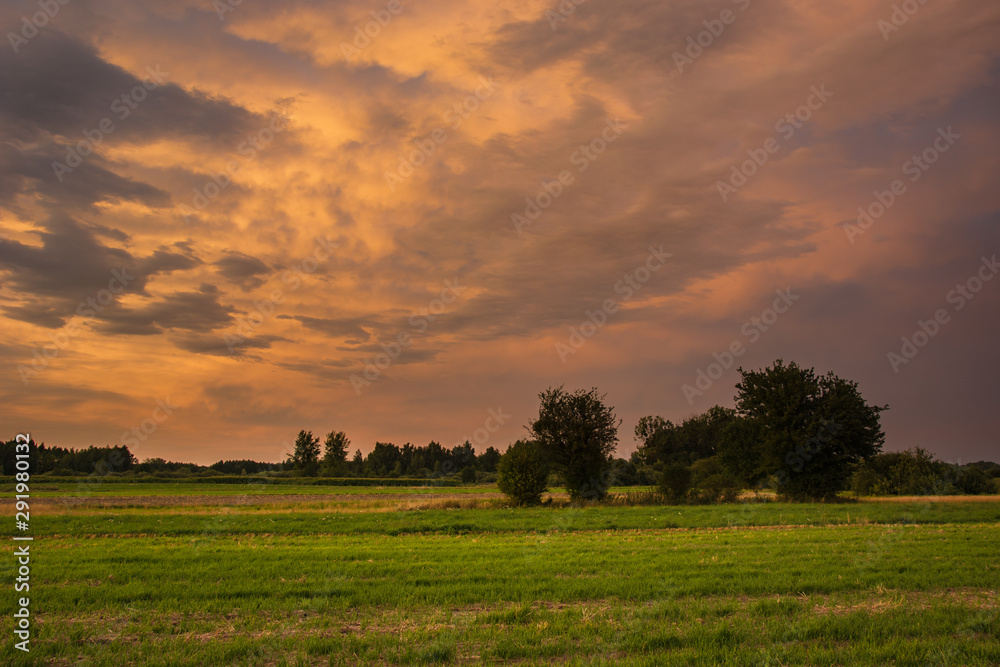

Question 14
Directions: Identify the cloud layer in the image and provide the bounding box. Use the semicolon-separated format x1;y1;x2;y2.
1;0;998;463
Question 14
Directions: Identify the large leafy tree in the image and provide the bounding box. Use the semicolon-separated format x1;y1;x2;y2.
292;430;321;476
734;360;887;500
530;386;621;500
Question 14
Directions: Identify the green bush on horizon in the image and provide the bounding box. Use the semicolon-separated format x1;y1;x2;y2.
497;440;549;505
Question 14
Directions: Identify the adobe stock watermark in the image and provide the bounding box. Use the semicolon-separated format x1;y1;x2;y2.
50;66;169;182
17;267;136;385
843;126;960;244
213;0;243;21
877;0;930;40
717;84;833;202
7;0;72;54
556;246;672;362
442;406;512;476
783;418;843;474
682;287;799;404
511;117;626;234
119;398;179;449
180;113;288;223
385;75;501;191
546;0;587;30
673;0;751;73
350;278;466;394
222;236;338;353
456;407;511;449
340;0;403;60
887;254;998;373
12;432;32;653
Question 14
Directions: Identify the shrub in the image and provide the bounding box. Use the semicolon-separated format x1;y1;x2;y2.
690;456;740;503
497;440;549;506
850;467;881;496
850;449;998;496
695;473;741;504
955;466;995;495
659;463;692;503
850;448;943;495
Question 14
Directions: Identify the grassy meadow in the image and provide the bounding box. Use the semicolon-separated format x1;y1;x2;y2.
2;482;999;665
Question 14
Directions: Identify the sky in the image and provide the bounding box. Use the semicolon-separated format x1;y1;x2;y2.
1;0;998;466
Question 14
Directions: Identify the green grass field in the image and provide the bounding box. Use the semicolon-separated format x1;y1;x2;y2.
3;483;998;665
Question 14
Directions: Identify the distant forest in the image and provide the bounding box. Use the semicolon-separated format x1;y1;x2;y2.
1;435;997;498
1;437;656;484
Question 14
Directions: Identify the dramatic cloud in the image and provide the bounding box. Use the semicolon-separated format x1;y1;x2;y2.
1;0;998;464
0;216;199;327
214;251;271;290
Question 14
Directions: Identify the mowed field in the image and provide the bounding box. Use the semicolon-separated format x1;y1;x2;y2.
3;484;999;666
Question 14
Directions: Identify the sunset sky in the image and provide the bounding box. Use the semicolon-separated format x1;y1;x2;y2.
2;0;998;465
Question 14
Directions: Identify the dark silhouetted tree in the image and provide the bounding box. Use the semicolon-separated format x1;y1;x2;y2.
717;415;765;487
292;430;321;476
366;442;401;477
530;386;621;500
734;360;886;500
636;406;736;467
476;446;501;473
321;430;350;475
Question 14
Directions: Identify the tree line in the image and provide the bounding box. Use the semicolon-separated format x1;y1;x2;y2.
494;360;999;504
0;438;502;481
287;430;503;481
0;442;137;476
5;360;997;501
